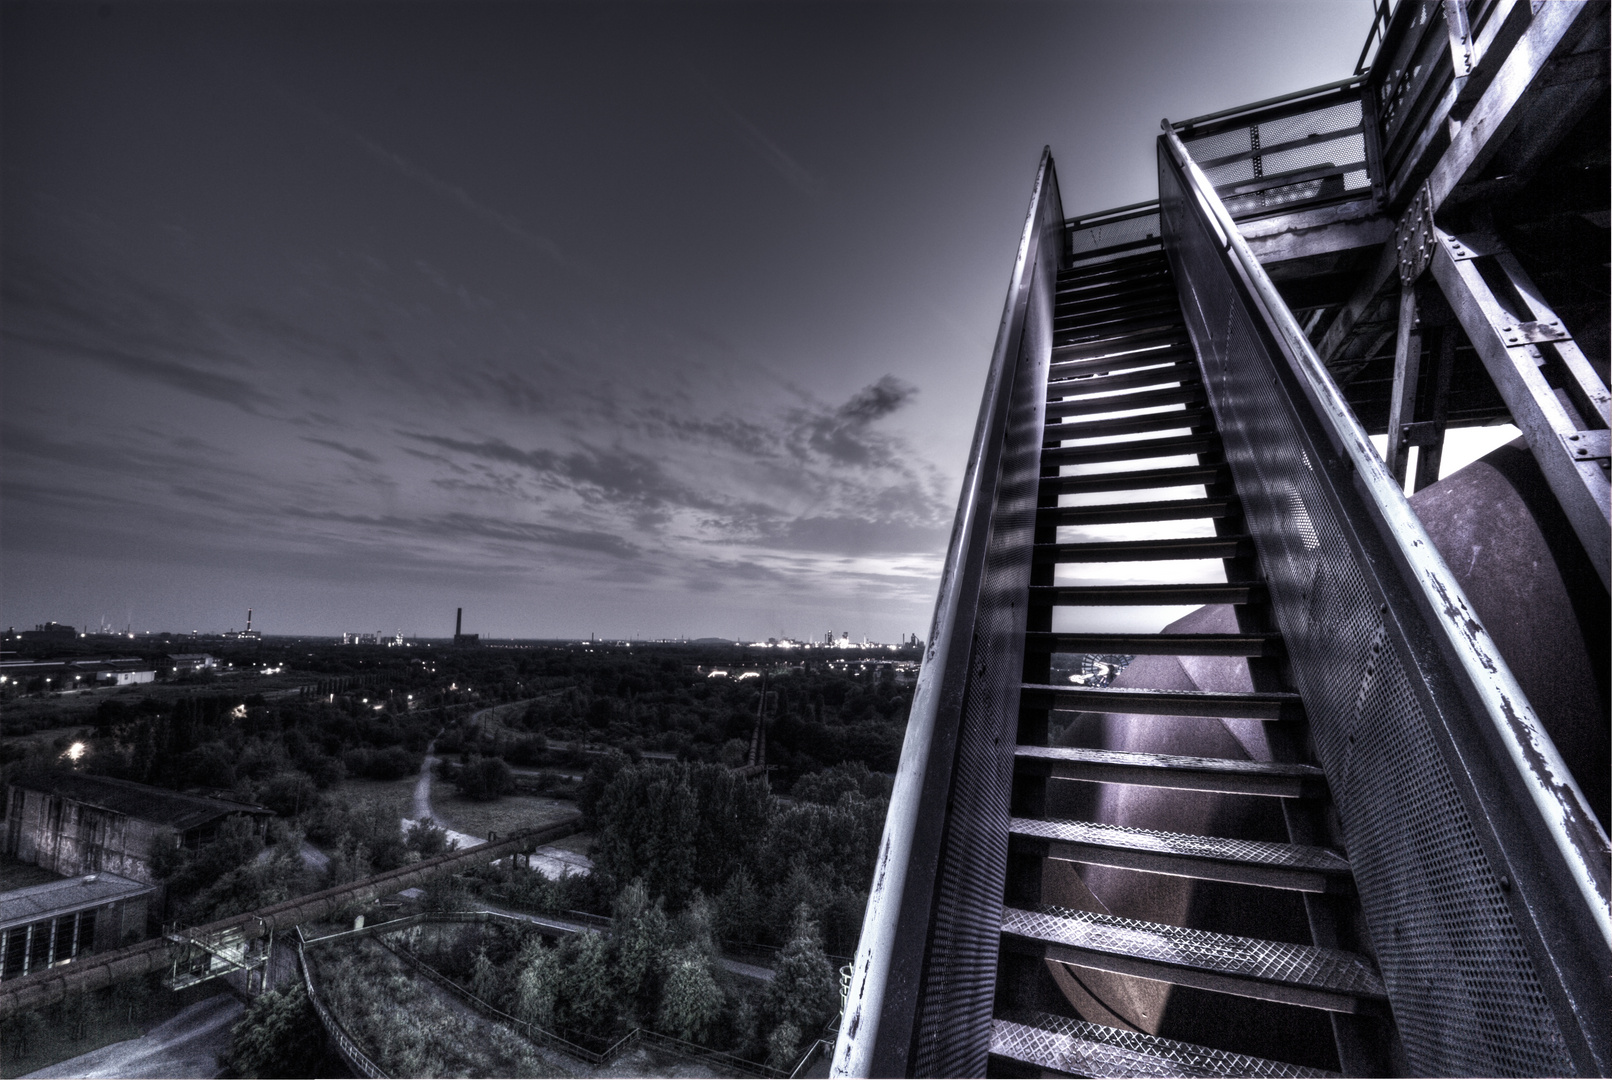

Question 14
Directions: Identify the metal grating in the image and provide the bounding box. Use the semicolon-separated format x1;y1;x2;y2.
1003;906;1388;1000
1180;98;1371;220
1066;210;1164;269
1159;143;1578;1076
991;1013;1338;1079
903;174;1059;1080
1011;817;1350;874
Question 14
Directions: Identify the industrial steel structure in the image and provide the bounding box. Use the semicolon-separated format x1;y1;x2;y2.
836;2;1608;1076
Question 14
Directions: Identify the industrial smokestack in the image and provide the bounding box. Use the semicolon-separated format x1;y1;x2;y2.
246;609;253;632
456;608;463;637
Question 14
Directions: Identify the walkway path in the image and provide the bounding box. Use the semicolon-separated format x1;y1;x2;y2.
22;995;242;1079
402;741;591;878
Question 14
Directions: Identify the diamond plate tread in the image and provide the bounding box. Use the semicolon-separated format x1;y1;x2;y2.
1055;299;1180;331
1047;385;1205;420
1032;583;1265;607
1039;464;1225;497
1015;745;1324;798
1044;410;1213;441
1010;817;1350;892
991;1013;1338;1078
1050;347;1197;381
1000;906;1387;1011
1041;433;1220;468
1052;328;1192;363
1023;631;1283;657
1055;302;1183;334
1034;535;1250;562
1048;361;1199;397
1038;496;1231;526
1020;684;1302;720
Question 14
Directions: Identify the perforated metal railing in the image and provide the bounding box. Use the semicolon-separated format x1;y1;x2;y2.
1158;123;1611;1075
1171;78;1377;222
1064;201;1161;268
831;147;1064;1079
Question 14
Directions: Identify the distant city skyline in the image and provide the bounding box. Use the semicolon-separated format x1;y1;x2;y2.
3;1;1376;641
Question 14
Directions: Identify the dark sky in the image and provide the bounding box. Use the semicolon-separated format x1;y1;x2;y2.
2;0;1372;641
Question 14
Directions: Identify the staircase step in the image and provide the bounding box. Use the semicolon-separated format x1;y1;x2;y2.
1057;316;1186;348
1024;631;1284;657
1053;326;1190;362
1009;818;1352;893
1055;300;1182;333
990;1013;1337;1079
1033;535;1248;562
1056;255;1167;287
1055;290;1178;326
1039;496;1230;527
1045;410;1214;442
1040;465;1227;498
1042;434;1221;468
1030;583;1266;607
1048;360;1199;396
1047;385;1205;422
1050;347;1196;381
1000;906;1386;1013
1055;279;1173;308
1020;685;1303;721
1015;746;1323;797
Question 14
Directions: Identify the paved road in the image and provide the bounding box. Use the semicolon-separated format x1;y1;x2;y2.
23;995;243;1079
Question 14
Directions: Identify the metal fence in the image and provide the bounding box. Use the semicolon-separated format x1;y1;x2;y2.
295;930;388;1079
1158;122;1609;1075
831;146;1064;1078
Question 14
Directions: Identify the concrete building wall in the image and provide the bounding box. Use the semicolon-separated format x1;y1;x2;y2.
4;788;164;885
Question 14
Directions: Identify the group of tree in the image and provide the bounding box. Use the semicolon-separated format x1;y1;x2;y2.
411;880;838;1070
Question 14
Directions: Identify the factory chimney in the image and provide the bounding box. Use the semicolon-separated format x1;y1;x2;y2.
456;607;463;637
246;609;253;632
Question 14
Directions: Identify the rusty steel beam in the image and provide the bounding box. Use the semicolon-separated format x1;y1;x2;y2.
0;816;579;1017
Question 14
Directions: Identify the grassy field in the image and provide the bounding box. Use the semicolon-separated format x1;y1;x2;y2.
330;775;419;828
432;793;578;839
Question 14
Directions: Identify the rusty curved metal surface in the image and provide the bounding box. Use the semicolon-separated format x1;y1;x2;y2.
0;816;579;1017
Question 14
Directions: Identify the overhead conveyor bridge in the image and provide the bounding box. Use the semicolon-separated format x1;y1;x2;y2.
835;2;1609;1076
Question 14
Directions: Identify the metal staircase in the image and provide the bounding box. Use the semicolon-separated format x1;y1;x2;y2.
831;5;1609;1075
990;249;1393;1076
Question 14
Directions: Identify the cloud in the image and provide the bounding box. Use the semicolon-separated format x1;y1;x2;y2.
302;436;381;464
792;375;919;466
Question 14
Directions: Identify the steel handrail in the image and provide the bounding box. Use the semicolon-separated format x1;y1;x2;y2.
1159;123;1609;947
831;146;1061;1078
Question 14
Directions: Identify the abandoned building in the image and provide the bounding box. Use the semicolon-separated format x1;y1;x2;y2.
0;872;155;981
2;772;271;885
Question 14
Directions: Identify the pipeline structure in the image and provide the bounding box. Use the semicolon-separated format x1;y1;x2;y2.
0;815;579;1017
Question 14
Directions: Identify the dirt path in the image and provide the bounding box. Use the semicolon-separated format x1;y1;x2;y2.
22;995;242;1079
404;741;484;852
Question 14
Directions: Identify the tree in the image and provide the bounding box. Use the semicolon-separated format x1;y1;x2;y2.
658;891;725;1044
555;932;617;1036
718;867;765;944
223;984;326;1078
511;937;562;1030
766;905;837;1060
657;944;725;1044
612;878;671;1022
405;817;457;858
456;755;513;801
470;947;502;1006
592;765;699;904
